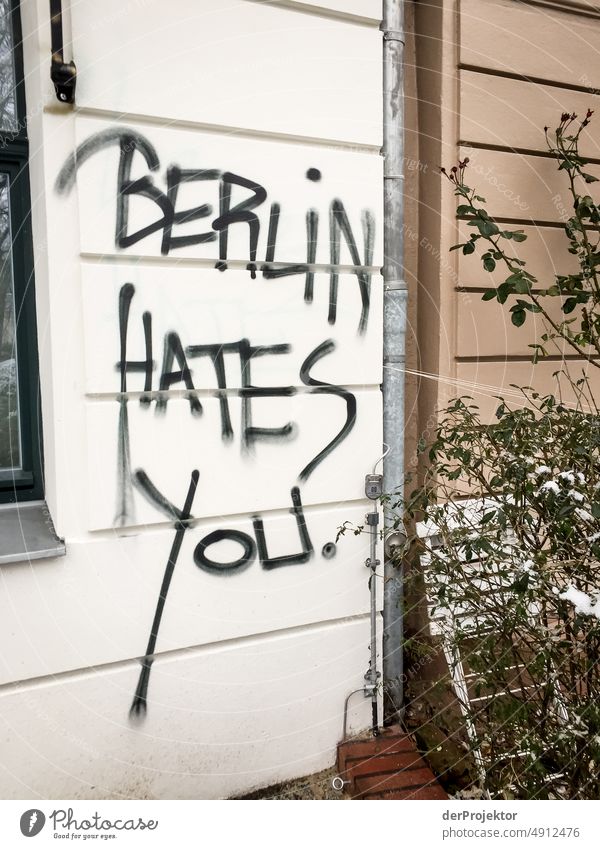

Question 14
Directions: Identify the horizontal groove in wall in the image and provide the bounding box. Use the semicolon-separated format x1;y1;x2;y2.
458;215;575;229
69;106;383;154
246;0;380;27
455;354;587;363
457;286;555;294
86;384;382;401
459;64;600;95
513;0;600;21
80;496;370;542
83;494;371;539
0;612;372;696
80;254;382;276
459;140;600;166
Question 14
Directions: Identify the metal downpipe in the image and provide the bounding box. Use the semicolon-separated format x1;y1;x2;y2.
382;0;406;722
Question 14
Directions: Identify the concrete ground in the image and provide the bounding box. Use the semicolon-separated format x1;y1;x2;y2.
234;766;343;800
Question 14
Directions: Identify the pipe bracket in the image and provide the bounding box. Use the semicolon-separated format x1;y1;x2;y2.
381;28;405;45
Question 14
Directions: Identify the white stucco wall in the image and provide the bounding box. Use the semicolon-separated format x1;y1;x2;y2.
0;0;384;799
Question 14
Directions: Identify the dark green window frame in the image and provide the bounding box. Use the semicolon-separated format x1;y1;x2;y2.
0;0;43;504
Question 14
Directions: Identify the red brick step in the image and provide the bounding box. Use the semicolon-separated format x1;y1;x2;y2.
355;768;438;797
344;749;427;779
337;726;447;800
338;733;415;768
369;785;448;801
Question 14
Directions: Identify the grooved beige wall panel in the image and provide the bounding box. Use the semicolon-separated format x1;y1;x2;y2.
461;0;600;89
457;223;578;288
458;146;600;222
456;290;582;357
456;360;600;421
460;71;600;156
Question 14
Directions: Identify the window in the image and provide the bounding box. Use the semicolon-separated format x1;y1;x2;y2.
0;0;42;503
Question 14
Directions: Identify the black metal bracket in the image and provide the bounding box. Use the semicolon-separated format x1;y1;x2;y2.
49;0;76;103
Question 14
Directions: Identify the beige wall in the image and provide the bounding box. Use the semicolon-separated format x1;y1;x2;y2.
411;0;600;440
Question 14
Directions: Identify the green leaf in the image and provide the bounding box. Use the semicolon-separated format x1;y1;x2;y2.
511;309;526;327
483;257;496;272
514;278;531;294
511;231;527;243
583;173;599;184
482;289;497;301
563;297;578;314
456;204;475;214
462;242;475;255
497;282;510;304
478;220;500;237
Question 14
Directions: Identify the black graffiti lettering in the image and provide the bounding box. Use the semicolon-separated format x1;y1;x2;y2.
116;283;155;395
264;202;279;265
212;172;267;278
114;282;156;527
194;529;256;575
54;127;161;195
185;339;295;445
116;136;173;249
238;338;295;450
321;541;337;559
298;339;356;481
304;208;319;303
132;469;192;524
329;199;374;334
56;132;376;331
252;486;313;570
114;289;351;480
262;201;308;280
53;127;173;252
185;342;239;441
161;166;220;254
130;469;199;717
115;398;134;527
57;132;377;332
157;331;202;416
362;208;375;269
240;397;295;448
139;311;154;404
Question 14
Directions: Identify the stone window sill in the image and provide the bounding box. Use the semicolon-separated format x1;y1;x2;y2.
0;500;66;564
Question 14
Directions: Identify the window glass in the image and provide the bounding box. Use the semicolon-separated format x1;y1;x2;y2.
0;172;21;471
0;0;17;133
